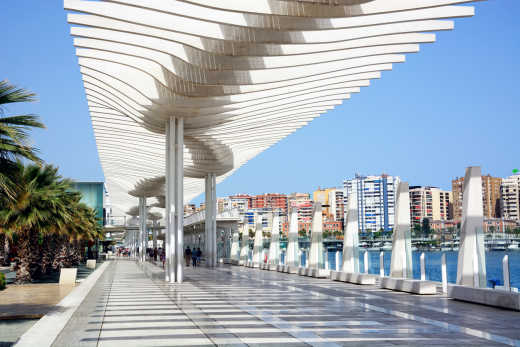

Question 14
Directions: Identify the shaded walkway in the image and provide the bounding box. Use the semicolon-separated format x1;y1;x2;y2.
53;260;519;346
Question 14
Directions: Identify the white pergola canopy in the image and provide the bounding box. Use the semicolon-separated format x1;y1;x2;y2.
65;0;480;215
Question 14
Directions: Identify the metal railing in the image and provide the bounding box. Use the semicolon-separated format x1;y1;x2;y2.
184;208;241;227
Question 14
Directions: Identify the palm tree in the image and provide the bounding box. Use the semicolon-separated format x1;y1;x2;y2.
0;80;45;200
0;163;71;283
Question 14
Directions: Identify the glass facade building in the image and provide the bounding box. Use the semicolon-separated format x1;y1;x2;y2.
71;182;104;226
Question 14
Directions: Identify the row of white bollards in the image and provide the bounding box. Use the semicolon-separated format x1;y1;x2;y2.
295;250;512;293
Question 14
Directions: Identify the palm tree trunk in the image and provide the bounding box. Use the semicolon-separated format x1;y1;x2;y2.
15;230;40;283
40;235;56;275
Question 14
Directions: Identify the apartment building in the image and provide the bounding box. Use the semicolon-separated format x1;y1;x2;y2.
452;174;501;220
409;186;452;225
501;174;520;220
313;187;344;221
252;193;288;214
344;174;400;233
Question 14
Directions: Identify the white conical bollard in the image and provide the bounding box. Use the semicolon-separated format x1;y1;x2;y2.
390;181;413;279
268;213;281;266
286;207;300;268
457;166;487;288
239;223;250;265
342;193;359;273
309;202;324;269
253;219;264;267
230;226;240;263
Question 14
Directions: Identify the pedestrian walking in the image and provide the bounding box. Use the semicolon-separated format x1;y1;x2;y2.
196;247;202;266
185;247;192;267
160;248;165;269
192;249;197;267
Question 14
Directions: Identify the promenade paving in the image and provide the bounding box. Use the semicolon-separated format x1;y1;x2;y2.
52;260;520;346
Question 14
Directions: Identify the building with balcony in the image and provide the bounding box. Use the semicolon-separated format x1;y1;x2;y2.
343;174;400;233
409;186;452;226
452;174;502;220
501;174;520;221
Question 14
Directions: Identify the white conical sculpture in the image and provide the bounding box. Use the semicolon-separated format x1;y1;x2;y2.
309;202;324;269
239;223;250;265
457;166;487;288
390;181;413;278
253;219;264;267
342;194;359;273
286;207;300;268
230;226;240;262
268;213;280;265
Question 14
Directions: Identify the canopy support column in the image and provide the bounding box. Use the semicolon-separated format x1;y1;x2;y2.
205;173;217;267
175;117;184;283
165;117;176;283
139;197;147;263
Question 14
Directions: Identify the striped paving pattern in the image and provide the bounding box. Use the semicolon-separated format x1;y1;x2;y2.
55;260;516;346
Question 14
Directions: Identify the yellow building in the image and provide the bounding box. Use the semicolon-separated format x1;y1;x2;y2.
313;188;337;221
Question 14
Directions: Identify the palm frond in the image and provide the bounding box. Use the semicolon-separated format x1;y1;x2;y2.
0;80;37;110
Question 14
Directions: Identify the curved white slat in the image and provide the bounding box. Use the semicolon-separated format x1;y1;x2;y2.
64;0;481;215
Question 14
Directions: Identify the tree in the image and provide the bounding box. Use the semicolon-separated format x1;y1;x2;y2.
412;224;421;237
0;80;45;200
0;163;101;283
421;218;431;238
0;163;72;282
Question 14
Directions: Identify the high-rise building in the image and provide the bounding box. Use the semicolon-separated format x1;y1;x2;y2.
501;174;520;220
409;186;452;225
252;193;288;213
287;193;310;207
452;174;502;220
228;194;253;210
343;174;400;233
332;189;345;222
313;188;338;221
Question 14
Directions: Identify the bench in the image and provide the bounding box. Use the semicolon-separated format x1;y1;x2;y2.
297;267;329;278
448;284;520;311
380;277;437;295
330;271;378;285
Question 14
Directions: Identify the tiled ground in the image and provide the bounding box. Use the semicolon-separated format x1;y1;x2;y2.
0;283;74;319
52;260;520;346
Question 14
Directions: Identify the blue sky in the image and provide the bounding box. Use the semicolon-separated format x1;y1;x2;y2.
1;1;518;203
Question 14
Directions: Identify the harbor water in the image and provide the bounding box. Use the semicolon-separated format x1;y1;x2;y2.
321;250;520;289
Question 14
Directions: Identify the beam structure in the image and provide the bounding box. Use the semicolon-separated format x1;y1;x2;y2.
64;0;484;284
64;0;482;220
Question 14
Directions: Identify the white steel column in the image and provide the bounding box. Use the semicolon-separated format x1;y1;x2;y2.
175;118;184;283
165;117;177;283
205;173;217;267
152;222;157;251
139;197;147;262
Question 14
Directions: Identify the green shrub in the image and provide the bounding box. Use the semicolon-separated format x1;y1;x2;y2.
0;273;6;290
